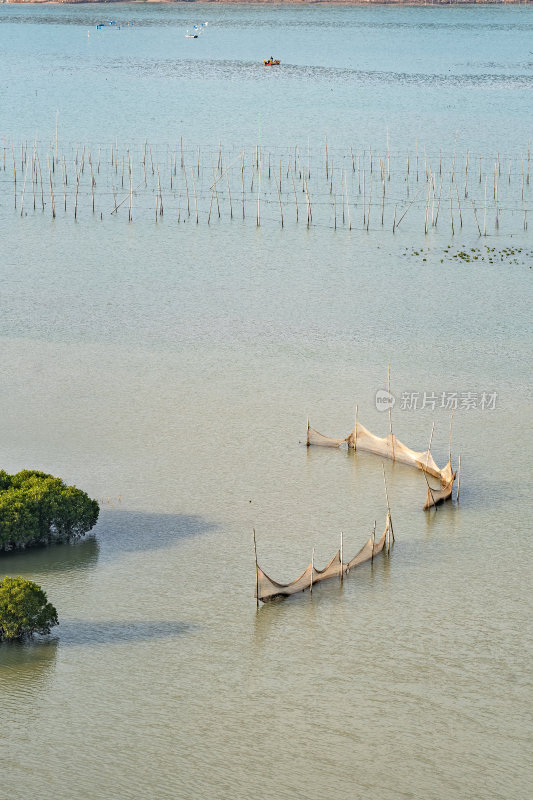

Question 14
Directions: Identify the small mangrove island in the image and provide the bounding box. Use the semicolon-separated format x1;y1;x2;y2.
0;470;99;552
0;576;58;641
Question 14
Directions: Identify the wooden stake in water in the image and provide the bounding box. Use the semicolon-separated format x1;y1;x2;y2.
275;172;284;228
449;176;455;235
190;167;199;223
19;153;30;217
241;152;245;218
226;167;233;219
253;528;259;609
183;160;190;216
388;364;394;462
470;198;481;237
13;150;16;209
483;176;487;236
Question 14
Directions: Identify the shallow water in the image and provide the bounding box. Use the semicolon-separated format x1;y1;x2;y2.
0;5;532;800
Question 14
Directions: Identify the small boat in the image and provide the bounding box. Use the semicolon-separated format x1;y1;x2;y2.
185;22;208;39
264;59;281;67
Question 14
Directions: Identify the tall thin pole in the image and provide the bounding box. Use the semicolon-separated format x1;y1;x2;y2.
456;456;461;502
448;409;455;464
423;423;437;510
371;521;376;563
388;364;395;462
253;528;259;609
310;547;314;595
381;462;393;543
340;531;344;583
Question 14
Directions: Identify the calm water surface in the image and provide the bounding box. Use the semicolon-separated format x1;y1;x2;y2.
0;5;532;800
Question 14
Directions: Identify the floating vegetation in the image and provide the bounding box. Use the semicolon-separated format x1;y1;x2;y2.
404;245;533;267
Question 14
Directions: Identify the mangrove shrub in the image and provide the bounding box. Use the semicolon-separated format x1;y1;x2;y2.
0;576;58;641
0;470;99;551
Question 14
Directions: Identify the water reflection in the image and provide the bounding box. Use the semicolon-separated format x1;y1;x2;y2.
0;535;99;579
253;550;393;644
57;619;193;648
95;509;216;562
0;638;58;696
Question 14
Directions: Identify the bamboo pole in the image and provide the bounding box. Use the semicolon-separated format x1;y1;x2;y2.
241;152;245;218
371;521;376;563
191;167;199;223
157;166;163;216
290;164;298;222
449;176;455;235
33;149;37;210
454;172;463;227
382;462;393;544
456;455;461;502
310;547;314;595
110;180;143;215
19;153;30;216
340;531;344;583
256;146;260;226
470;198;481;236
448;409;454;464
388;364;394;462
253;528;259;609
275;171;283;228
74;165;80;220
226;167;233;219
395;185;425;230
183;160;190;216
346;174;351;231
36;153;44;211
48;157;55;218
13;150;16;209
422;422;438;510
483;176;487;236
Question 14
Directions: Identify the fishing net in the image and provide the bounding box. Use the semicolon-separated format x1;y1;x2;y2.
256;515;390;603
423;461;456;510
307;421;446;480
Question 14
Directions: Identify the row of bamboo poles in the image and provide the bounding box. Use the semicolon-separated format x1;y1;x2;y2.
1;137;531;234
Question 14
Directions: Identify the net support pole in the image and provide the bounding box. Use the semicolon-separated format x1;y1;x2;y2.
340;531;344;583
306;416;310;447
456;455;461;502
423;422;437;510
253;528;259;609
448;409;455;464
388;364;395;462
371;521;376;563
382;463;394;544
354;404;358;451
310;547;314;595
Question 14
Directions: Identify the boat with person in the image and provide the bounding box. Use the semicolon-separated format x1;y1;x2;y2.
264;58;281;67
185;22;208;39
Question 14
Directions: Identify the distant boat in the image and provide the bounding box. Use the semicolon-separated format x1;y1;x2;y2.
185;22;208;40
264;59;281;67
